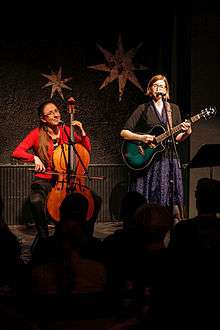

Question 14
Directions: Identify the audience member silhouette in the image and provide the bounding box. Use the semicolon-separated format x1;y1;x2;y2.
135;202;174;250
119;191;146;229
104;201;175;328
0;304;40;330
0;221;25;293
31;192;106;300
167;177;220;328
101;192;146;319
168;177;220;255
132;203;174;328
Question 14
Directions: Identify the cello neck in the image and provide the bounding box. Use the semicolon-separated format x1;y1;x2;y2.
69;111;75;172
67;97;76;173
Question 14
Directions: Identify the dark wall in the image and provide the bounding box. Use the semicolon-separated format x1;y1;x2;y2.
1;2;219;219
189;7;220;216
1;2;218;165
0;2;192;164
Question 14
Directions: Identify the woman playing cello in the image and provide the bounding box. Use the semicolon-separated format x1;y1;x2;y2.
11;100;91;241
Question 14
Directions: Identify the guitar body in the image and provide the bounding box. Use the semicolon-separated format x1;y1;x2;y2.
121;125;166;171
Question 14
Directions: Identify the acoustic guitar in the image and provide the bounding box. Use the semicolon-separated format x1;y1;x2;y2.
121;106;216;171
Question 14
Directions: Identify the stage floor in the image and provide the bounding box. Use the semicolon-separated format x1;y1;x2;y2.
9;221;123;263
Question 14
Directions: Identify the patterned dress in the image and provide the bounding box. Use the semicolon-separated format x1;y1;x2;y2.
123;100;184;210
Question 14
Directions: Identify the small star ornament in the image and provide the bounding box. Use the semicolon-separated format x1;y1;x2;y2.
88;34;148;101
41;67;72;100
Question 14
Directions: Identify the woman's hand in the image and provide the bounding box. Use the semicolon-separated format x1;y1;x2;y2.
72;120;86;136
120;129;155;144
140;134;155;144
181;121;192;135
34;156;46;172
176;120;192;142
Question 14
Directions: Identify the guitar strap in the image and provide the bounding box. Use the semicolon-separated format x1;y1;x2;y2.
165;102;173;130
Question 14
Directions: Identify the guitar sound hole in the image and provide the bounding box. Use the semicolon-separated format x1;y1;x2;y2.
137;146;145;156
148;143;156;149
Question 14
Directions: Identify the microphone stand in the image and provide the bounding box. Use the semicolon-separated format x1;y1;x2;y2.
61;97;92;194
163;98;182;220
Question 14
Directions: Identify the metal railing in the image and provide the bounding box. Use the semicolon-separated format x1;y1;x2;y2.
0;164;129;225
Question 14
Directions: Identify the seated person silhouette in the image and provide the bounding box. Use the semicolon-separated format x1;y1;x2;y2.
168;177;220;253
31;192;106;298
0;199;26;295
167;177;220;328
101;192;146;319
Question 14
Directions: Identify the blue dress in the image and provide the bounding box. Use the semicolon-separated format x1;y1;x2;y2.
125;101;184;209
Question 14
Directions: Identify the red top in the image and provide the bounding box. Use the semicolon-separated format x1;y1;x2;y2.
12;125;91;180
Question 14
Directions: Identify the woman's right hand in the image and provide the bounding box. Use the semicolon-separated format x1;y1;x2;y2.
34;156;46;172
120;129;155;144
140;134;155;144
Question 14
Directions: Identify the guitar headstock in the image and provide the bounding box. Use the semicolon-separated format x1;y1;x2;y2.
201;106;217;120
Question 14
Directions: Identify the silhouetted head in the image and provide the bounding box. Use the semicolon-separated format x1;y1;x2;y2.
195;177;220;215
120;191;146;228
55;193;89;250
60;192;88;223
135;203;174;244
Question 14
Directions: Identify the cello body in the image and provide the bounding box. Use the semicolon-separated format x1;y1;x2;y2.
46;142;95;222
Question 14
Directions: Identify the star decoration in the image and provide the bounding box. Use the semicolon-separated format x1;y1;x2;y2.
41;67;72;100
88;34;148;101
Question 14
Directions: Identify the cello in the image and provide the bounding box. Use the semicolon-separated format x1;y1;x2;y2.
46;97;95;222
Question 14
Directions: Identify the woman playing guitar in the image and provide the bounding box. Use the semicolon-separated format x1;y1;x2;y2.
120;74;192;220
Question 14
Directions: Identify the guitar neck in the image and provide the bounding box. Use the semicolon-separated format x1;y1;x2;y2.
156;113;202;143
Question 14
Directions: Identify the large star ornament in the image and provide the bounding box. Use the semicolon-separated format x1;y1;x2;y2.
88;34;148;101
41;67;72;100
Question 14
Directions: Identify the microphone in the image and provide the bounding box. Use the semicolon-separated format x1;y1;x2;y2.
59;120;65;125
156;92;166;97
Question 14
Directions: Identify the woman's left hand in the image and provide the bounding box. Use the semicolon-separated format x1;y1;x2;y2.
72;120;86;136
181;121;192;135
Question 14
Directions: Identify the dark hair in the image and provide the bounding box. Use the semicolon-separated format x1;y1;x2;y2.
37;100;59;118
60;192;89;223
135;203;174;242
37;100;60;165
54;192;89;250
120;191;146;227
